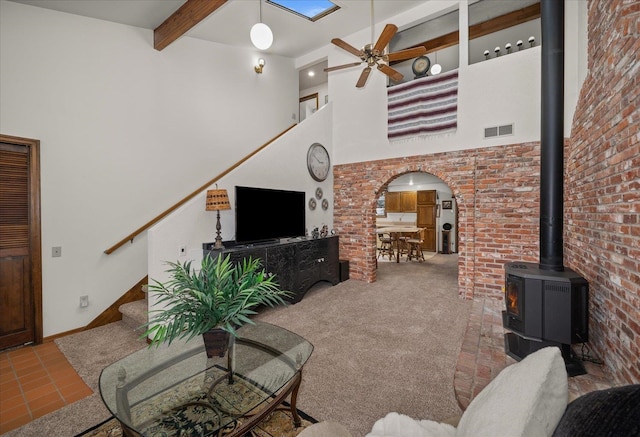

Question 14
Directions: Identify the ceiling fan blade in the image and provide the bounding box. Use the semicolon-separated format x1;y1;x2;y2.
324;62;363;73
387;46;427;62
377;64;404;82
356;67;372;88
373;24;398;53
331;38;364;58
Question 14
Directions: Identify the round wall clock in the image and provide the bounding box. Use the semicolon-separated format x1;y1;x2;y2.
412;56;431;78
307;143;330;182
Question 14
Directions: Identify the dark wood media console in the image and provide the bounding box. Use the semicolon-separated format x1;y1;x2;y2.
203;236;339;303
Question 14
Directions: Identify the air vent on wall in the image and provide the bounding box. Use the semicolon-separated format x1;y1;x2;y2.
484;123;514;139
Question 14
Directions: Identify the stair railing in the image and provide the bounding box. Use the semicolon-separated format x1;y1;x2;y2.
104;124;296;255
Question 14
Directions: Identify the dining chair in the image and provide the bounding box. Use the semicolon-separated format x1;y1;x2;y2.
396;233;410;260
406;229;425;262
377;233;395;260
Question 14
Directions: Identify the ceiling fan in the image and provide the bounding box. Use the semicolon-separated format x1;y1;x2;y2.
324;2;427;88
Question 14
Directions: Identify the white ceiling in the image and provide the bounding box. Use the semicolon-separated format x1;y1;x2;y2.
10;0;428;91
8;0;426;58
8;0;538;91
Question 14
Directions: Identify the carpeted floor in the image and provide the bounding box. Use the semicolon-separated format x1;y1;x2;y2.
6;253;466;437
254;253;469;436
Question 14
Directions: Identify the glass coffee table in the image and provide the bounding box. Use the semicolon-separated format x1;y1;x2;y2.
99;321;313;436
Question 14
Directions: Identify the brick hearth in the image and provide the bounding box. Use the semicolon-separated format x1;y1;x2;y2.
454;298;616;410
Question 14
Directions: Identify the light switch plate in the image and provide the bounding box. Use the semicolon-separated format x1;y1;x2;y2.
52;246;62;257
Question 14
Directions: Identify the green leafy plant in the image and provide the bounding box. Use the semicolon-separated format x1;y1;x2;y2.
142;254;292;346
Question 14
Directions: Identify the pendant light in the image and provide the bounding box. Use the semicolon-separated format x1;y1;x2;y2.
430;50;442;75
250;0;273;50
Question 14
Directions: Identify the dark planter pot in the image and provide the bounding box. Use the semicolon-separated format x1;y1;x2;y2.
202;328;231;358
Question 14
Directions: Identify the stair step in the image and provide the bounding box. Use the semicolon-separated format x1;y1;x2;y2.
119;299;148;331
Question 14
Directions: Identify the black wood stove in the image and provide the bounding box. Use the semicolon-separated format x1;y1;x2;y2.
502;0;589;376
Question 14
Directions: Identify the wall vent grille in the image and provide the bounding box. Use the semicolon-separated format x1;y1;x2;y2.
484;123;514;139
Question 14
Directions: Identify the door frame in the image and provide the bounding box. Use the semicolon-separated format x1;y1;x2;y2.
1;134;43;346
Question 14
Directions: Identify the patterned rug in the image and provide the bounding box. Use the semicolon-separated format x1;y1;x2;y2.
76;406;316;437
78;366;316;437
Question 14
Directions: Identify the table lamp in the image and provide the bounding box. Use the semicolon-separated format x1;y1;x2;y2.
206;188;231;249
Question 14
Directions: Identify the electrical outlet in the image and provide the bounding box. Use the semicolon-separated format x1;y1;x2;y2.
79;295;89;308
52;246;62;257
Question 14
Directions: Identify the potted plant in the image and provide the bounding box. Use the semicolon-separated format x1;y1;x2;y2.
142;254;293;357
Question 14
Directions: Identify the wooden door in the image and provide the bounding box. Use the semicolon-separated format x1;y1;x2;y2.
0;135;42;350
417;190;436;252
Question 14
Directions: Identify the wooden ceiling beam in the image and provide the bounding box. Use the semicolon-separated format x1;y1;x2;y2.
469;2;540;41
154;0;228;51
391;2;540;65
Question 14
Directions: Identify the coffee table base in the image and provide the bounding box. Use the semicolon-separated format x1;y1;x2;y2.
118;370;304;437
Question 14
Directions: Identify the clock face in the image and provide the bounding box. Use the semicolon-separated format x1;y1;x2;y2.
412;56;431;77
307;143;330;182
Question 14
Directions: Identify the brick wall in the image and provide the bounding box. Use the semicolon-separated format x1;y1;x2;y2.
565;0;639;385
334;142;541;300
334;0;639;386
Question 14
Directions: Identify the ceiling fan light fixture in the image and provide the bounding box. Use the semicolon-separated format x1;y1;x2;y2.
324;0;426;87
250;22;273;50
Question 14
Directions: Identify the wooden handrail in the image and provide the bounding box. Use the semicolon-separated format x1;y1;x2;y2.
104;124;297;254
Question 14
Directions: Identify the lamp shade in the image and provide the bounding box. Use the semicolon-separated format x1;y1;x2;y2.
206;189;231;211
250;22;273;50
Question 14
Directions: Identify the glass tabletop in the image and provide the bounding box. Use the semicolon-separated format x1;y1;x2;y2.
99;321;313;436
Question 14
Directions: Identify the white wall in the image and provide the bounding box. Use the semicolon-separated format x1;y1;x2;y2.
0;0;298;336
295;0;587;166
148;104;334;299
300;83;329;108
0;0;590;336
328;13;541;164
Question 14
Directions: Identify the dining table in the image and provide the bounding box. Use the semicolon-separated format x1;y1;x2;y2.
376;226;424;263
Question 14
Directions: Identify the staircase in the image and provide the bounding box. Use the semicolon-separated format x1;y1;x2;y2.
119;285;148;332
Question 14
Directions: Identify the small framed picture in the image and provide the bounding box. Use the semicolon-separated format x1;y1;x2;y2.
442;200;453;210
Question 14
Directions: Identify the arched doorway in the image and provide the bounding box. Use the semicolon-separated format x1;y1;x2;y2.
332;155;475;300
376;171;458;258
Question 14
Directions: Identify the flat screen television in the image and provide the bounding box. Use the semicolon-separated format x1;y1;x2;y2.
235;186;306;244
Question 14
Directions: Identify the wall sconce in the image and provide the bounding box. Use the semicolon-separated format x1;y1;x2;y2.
255;58;265;74
250;0;273;50
206;186;231;249
494;46;501;56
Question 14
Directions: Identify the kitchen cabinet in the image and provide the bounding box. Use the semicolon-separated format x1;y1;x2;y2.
385;191;416;213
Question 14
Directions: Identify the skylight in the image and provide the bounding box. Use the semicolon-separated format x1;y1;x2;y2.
266;0;340;21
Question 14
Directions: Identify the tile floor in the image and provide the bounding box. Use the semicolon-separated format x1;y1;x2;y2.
0;341;93;434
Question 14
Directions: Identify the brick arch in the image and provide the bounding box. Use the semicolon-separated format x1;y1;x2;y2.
334;154;478;299
333;142;542;300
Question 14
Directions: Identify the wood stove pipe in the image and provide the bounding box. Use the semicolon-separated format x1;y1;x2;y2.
539;0;565;272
